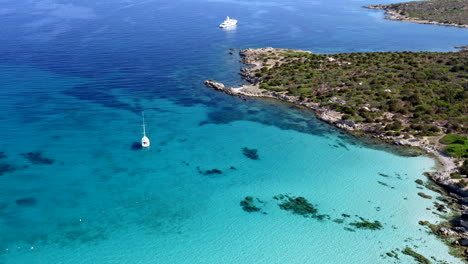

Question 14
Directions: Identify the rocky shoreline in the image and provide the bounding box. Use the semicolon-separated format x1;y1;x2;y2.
364;5;468;28
205;47;468;261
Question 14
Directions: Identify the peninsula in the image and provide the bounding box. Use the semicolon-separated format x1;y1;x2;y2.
205;47;468;259
365;0;468;28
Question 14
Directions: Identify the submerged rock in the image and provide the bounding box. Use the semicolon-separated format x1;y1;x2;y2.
196;166;223;176
333;218;345;224
273;194;285;200
0;163;15;176
417;192;432;199
16;197;37;207
378;172;390;178
21;152;54;165
240;196;261;212
415;179;424;185
130;142;142;150
278;196;317;216
433;202;447;213
337;142;349;151
204;169;223;175
377;181;395;189
349;217;383;230
242;147;259;160
401;247;430;264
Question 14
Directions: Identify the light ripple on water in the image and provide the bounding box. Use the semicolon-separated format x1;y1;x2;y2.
0;0;467;263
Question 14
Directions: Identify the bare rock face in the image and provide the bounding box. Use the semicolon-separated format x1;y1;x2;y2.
458;238;468;246
437;227;458;237
329;96;347;105
460;220;468;229
204;80;241;96
204;80;225;91
336;119;356;130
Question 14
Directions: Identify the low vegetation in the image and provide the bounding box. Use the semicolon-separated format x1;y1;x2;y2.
250;49;467;137
439;134;468;158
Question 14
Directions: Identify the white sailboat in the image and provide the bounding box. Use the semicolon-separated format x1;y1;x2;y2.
141;112;150;148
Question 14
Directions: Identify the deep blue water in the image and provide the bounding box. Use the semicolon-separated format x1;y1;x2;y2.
0;0;467;263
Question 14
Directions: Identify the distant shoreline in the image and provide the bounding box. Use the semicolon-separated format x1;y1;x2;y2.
364;5;468;28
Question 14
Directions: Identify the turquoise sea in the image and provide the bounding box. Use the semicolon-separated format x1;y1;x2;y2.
1;0;468;263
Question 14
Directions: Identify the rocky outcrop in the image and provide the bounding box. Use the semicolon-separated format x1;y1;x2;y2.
436;227;458;237
204;80;226;91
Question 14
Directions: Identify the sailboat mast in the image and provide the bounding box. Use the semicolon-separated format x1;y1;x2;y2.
142;111;147;136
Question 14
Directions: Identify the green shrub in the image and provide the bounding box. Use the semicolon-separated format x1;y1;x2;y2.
439;134;467;145
251;48;467;137
444;144;468;158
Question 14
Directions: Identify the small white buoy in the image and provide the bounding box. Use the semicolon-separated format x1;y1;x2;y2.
79;218;82;222
30;246;34;250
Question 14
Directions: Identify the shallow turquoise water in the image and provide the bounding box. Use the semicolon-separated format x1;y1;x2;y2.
0;0;467;263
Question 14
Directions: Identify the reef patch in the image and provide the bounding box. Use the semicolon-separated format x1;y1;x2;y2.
277;195;318;217
197;166;223;176
402;247;430;264
16;197;37;207
21;152;54;165
240;196;262;212
349;217;383;230
0;163;15;176
378;172;390;178
242;147;259;160
417;192;432;199
377;181;395;189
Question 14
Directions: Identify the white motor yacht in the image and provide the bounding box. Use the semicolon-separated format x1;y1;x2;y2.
219;16;237;28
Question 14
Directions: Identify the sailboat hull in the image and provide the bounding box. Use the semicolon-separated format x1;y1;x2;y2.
142;136;150;148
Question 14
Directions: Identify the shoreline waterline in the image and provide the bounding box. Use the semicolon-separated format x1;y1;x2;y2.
205;47;468;262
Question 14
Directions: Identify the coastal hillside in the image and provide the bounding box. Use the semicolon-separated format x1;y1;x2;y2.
242;48;467;138
366;0;468;27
